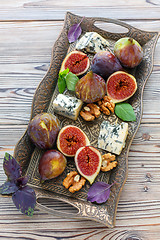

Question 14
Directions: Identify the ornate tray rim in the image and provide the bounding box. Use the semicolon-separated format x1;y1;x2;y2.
14;12;159;227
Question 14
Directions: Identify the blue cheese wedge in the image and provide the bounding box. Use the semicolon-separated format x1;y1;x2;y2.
76;32;109;53
98;121;128;155
53;94;83;120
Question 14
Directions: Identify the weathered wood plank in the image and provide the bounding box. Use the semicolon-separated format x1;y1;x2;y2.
0;4;160;239
0;195;160;240
1;81;160;124
0;0;158;8
0;228;153;240
1;124;160;192
0;5;160;21
0;21;159;125
0;121;160;154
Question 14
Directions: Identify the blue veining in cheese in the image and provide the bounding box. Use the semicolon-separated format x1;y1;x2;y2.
98;121;128;155
76;32;109;53
53;94;83;120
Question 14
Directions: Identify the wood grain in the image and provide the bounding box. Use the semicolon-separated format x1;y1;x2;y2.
0;3;160;21
0;1;160;239
0;21;159;125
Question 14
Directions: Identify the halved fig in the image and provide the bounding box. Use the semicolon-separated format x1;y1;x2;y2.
75;146;102;184
75;71;106;103
57;125;90;157
60;50;90;76
106;71;137;103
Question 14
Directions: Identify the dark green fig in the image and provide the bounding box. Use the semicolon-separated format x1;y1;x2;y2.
75;71;106;103
91;50;123;79
39;150;67;180
28;113;60;149
114;37;143;68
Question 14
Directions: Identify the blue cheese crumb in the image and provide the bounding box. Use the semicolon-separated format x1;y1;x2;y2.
76;32;109;53
98;121;128;155
53;94;83;120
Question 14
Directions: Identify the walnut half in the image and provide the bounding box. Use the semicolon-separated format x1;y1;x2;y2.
101;153;117;172
98;96;115;115
63;171;86;193
80;103;101;121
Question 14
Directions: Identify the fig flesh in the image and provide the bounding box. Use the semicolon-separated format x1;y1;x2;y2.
57;125;90;157
28;113;60;149
75;146;102;184
114;37;143;68
39;150;67;180
106;71;137;103
75;71;106;103
91;50;123;79
60;50;90;76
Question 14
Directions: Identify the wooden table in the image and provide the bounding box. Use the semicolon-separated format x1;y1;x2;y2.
0;1;160;239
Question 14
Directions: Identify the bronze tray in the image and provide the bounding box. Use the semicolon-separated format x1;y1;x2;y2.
14;12;159;227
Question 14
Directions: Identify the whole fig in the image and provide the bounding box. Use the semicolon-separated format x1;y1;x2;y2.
91;50;123;79
28;113;60;149
75;71;106;103
39;150;67;180
114;37;143;68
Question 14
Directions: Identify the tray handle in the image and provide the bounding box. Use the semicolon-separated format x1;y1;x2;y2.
90;17;132;34
34;187;112;226
36;198;80;219
35;188;86;220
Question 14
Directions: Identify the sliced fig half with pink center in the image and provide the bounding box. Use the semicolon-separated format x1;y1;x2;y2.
57;125;90;157
60;50;90;76
75;146;102;184
106;71;137;103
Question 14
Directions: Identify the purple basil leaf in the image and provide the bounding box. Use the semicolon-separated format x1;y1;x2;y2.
87;181;113;204
3;152;22;181
68;17;84;43
0;181;18;195
12;185;36;216
16;176;28;187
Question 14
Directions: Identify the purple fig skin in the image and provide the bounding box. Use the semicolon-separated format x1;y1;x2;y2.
114;37;143;68
91;50;123;79
28;113;60;149
75;71;106;103
39;150;67;180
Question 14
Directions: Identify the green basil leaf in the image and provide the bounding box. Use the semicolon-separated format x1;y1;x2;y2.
65;72;79;91
115;102;136;122
59;68;69;78
58;68;69;93
58;75;66;93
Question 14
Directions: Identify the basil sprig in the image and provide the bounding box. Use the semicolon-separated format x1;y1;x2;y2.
115;102;136;122
58;68;79;93
0;153;36;216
